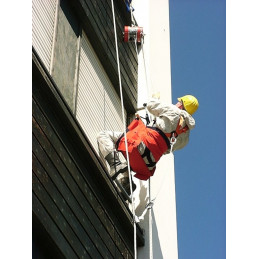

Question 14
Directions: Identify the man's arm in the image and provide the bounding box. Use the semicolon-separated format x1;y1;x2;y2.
146;99;172;117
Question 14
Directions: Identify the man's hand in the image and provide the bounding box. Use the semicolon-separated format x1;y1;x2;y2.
152;92;160;99
179;115;186;129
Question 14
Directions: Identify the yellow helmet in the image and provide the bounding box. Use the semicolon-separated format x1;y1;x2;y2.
177;95;199;115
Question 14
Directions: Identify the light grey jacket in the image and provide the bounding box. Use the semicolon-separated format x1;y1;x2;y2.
146;99;196;152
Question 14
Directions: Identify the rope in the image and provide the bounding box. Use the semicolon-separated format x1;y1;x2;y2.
134;24;176;259
129;33;154;259
139;36;154;259
134;36;153;259
140;34;154;259
141;38;152;99
148;179;153;259
130;4;135;26
111;3;164;257
110;1;137;258
138;32;175;259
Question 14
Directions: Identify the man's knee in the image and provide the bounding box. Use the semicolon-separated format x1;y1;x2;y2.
97;131;106;142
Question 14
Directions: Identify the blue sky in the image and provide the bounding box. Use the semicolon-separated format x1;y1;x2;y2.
169;0;226;258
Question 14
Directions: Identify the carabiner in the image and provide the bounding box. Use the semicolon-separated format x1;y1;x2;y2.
170;135;177;152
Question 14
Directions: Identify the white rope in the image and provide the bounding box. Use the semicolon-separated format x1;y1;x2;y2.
130;4;135;26
137;32;176;259
111;4;162;257
134;40;153;259
140;36;154;259
130;34;154;259
140;35;154;259
141;38;152;99
110;1;137;258
148;179;153;259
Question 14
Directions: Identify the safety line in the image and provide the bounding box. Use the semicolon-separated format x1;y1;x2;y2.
136;35;154;259
134;33;154;259
130;4;135;26
141;38;153;99
142;44;153;257
137;29;176;259
110;1;137;258
148;179;153;259
140;35;154;259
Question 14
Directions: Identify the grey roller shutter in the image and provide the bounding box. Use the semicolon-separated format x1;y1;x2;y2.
32;0;58;72
76;31;126;153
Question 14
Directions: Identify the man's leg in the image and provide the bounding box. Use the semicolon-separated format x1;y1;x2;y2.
97;131;128;179
97;131;136;194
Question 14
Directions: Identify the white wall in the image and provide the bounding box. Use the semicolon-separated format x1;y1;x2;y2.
131;0;179;258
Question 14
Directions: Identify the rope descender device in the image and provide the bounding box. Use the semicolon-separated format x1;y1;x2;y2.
123;26;144;43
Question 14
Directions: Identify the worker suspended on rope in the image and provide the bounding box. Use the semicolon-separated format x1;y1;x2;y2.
97;95;199;194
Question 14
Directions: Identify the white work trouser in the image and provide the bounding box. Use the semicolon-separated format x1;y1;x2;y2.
97;131;123;158
97;131;129;180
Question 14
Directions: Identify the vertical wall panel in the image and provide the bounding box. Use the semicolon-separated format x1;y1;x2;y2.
76;31;126;153
32;0;57;72
51;0;80;113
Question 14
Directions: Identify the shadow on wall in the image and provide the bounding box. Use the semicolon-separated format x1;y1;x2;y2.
135;180;149;216
152;210;163;258
136;181;163;258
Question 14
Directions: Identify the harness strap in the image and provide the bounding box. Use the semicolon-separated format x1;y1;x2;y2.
116;122;171;150
139;143;156;170
115;128;129;149
146;126;171;149
164;119;189;139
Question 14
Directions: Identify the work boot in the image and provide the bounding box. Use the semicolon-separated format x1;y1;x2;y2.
118;176;136;196
105;151;128;180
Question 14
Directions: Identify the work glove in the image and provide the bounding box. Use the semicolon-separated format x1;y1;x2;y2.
152;92;160;99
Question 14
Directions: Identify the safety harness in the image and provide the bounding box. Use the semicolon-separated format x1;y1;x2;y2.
164;119;189;151
116;116;189;180
164;121;189;139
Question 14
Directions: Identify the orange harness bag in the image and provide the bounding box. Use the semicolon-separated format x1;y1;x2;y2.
116;118;171;180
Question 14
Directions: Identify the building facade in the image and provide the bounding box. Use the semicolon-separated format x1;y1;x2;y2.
32;0;144;258
32;0;178;258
